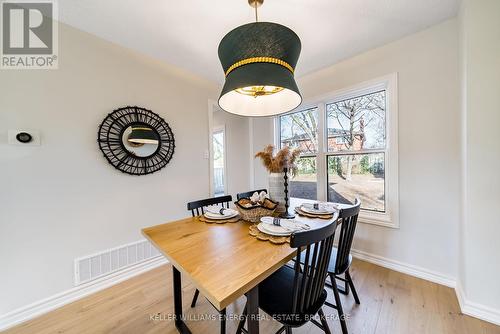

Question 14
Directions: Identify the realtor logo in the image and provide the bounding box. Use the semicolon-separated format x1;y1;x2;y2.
1;0;58;69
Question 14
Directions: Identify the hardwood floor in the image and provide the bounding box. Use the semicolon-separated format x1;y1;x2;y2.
4;259;500;334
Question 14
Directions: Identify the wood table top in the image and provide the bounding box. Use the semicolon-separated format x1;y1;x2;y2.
142;199;338;310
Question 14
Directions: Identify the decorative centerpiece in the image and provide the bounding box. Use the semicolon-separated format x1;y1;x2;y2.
255;145;300;218
235;191;278;223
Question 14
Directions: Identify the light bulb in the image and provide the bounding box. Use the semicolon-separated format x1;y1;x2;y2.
235;85;284;98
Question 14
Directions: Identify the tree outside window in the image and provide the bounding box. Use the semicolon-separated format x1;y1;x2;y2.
327;90;386;212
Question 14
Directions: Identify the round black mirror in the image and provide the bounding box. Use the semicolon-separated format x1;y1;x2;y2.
98;106;175;175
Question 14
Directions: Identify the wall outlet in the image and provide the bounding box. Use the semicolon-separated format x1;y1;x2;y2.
204;149;210;159
8;129;41;146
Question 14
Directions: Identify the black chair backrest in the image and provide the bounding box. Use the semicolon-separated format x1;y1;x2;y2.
187;195;233;217
290;219;338;314
236;189;267;200
334;199;361;275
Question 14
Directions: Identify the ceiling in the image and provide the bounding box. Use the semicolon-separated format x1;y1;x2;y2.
58;0;459;83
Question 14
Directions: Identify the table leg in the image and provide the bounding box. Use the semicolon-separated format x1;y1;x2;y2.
246;285;259;334
172;266;192;334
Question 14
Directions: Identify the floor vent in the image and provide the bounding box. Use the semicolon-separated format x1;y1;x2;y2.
74;239;161;286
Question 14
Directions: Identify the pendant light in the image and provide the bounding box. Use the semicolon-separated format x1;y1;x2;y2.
218;0;302;117
128;126;159;145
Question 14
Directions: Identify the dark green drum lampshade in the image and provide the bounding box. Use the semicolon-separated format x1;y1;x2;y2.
128;126;159;145
218;22;302;117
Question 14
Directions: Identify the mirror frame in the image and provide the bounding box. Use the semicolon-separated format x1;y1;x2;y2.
98;106;175;175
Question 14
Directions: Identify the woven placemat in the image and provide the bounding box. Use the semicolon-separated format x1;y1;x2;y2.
198;215;241;224
294;207;334;220
248;224;290;244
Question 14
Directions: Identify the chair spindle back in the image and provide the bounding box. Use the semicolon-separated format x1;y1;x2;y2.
187;195;233;217
290;220;338;314
334;199;361;275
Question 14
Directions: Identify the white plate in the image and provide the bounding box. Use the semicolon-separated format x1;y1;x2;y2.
204;209;238;220
257;223;291;236
300;203;336;215
204;212;238;220
259;216;309;235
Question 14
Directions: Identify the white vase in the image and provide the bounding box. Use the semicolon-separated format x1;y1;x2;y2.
268;172;286;214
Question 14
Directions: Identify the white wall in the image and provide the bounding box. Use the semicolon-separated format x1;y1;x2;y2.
250;117;275;191
252;19;461;279
0;23;217;313
460;0;500;312
212;109;251;197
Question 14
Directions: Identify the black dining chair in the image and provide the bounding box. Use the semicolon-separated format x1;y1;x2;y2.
236;218;338;334
322;199;361;334
187;195;232;217
236;189;268;200
187;195;232;334
294;199;361;334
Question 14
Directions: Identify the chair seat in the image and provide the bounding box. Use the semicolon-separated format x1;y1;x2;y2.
299;247;352;275
258;265;327;327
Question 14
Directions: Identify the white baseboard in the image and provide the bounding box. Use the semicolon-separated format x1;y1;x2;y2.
455;282;500;326
350;248;456;287
0;256;168;331
351;248;500;326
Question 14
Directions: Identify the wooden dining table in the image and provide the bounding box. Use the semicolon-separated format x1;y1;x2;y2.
142;198;339;334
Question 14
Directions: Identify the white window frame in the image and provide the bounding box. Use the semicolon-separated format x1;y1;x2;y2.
275;73;399;228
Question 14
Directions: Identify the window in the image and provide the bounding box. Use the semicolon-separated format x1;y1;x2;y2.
279;108;318;200
326;90;386;213
327;153;385;212
277;74;398;228
290;156;317;200
212;128;226;197
279;107;318;154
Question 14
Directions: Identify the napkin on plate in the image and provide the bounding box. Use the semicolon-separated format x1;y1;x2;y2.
260;217;310;231
206;206;231;215
301;202;338;213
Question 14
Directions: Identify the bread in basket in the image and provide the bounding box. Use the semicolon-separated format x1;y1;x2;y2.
234;197;278;223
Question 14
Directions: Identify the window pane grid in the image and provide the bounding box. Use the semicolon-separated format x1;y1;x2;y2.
325;149;385;156
277;75;397;227
279;108;319;201
327;153;385;213
289;156;317;200
279;107;319;155
326;90;386;153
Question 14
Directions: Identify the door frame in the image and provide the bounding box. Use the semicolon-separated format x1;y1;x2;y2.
207;100;228;197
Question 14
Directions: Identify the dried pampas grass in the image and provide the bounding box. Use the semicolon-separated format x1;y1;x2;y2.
255;145;301;176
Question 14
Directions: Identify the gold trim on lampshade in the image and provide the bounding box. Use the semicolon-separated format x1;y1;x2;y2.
225;57;294;77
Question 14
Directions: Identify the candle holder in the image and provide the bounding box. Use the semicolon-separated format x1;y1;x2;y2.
280;167;295;219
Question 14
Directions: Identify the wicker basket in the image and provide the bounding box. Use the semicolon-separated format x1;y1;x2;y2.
234;198;278;223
